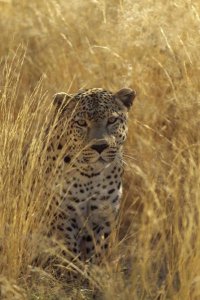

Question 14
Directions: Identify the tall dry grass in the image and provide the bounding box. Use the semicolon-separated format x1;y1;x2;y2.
0;0;200;299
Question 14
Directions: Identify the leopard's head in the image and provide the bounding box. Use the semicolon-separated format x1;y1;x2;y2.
53;88;136;170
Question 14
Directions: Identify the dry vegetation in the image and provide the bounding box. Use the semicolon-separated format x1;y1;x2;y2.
0;0;200;299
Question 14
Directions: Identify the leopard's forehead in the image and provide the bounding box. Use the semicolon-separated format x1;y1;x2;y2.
72;88;121;120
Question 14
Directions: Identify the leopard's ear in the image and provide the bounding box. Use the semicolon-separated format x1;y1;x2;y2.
53;92;71;109
114;88;136;110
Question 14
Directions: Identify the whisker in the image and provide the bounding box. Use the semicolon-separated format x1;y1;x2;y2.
122;159;128;166
123;154;136;161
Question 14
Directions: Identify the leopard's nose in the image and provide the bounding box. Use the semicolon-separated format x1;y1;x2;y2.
91;143;109;154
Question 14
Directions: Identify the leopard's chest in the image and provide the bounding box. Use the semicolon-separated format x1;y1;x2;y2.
59;165;122;221
68;177;121;202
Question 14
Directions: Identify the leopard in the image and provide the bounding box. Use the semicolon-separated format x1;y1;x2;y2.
45;87;136;267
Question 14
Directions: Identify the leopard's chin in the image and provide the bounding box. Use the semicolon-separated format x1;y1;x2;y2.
78;156;114;171
92;157;112;170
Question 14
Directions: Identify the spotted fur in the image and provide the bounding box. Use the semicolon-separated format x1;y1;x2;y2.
47;88;136;263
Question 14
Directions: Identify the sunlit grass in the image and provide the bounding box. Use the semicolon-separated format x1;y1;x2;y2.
0;0;200;299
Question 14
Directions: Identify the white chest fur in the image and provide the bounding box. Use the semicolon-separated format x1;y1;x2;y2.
57;161;123;225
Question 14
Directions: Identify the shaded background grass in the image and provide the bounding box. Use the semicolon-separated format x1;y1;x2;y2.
0;0;200;299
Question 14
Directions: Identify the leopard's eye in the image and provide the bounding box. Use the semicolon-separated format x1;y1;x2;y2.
107;116;118;124
76;119;87;127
